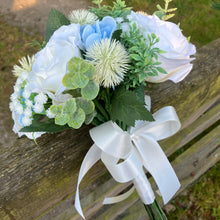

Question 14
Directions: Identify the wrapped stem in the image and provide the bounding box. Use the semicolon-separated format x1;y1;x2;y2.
144;199;168;220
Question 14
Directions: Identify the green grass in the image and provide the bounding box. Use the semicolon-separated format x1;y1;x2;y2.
167;162;220;219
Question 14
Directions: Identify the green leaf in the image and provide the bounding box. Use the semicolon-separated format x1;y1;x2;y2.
63;98;77;114
134;85;145;105
84;65;95;79
68;108;85;129
156;67;167;74
81;80;99;100
85;111;96;125
71;73;89;88
45;8;70;42
20;114;69;133
55;113;70;125
130;54;141;61
50;105;63;114
62;73;77;89
76;98;95;114
110;87;154;128
112;29;122;41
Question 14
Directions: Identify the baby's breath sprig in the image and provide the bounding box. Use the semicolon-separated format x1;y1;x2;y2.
90;0;132;20
121;22;167;89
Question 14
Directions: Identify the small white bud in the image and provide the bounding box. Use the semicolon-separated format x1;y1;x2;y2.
16;104;23;114
25;99;33;108
24;108;32;117
33;103;44;113
46;109;56;118
23;88;31;99
34;93;48;104
22;116;32;126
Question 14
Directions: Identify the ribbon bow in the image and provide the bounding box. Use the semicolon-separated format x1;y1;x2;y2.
75;98;181;219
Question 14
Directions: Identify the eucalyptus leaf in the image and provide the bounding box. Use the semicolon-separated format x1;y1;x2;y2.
55;114;70;125
81;80;99;100
71;73;89;88
68;108;85;129
76;98;95;114
50;105;63;114
62;73;77;89
85;111;96;125
63;98;77;114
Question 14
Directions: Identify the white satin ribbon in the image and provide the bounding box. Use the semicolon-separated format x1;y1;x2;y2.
75;98;181;219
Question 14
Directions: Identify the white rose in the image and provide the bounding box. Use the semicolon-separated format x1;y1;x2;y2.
128;12;196;83
28;24;82;99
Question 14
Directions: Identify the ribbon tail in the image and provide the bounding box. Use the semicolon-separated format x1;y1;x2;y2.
75;144;102;219
133;136;180;204
103;186;135;204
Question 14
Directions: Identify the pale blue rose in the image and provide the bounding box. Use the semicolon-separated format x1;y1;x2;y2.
81;16;117;50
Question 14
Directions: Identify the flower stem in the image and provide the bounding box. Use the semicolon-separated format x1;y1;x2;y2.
144;199;167;220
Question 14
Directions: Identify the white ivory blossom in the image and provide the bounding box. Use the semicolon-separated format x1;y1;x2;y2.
126;12;196;83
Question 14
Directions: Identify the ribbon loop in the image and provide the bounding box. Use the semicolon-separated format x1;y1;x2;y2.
75;96;181;219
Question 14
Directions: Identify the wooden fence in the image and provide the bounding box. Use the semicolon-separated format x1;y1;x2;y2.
0;38;220;220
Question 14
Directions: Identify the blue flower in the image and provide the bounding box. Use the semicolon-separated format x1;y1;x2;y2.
81;16;117;50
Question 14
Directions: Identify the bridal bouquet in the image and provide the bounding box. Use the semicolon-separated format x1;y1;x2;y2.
9;0;196;219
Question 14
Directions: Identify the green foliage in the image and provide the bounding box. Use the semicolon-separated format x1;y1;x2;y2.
63;57;96;90
45;8;70;42
110;86;154;129
90;0;132;20
154;0;177;20
63;57;99;100
27;40;46;50
81;80;99;100
121;23;167;89
20;114;69;133
212;1;220;10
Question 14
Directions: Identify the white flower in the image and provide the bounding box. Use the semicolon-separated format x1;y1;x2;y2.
34;92;48;104
28;24;82;99
46;109;56;118
33;103;44;113
16;103;23;114
23;87;31;99
22;116;32;126
11;110;44;139
24;108;33;117
25;99;33;108
12;55;35;77
115;17;124;24
69;9;98;25
10;92;19;101
86;39;129;87
127;12;196;83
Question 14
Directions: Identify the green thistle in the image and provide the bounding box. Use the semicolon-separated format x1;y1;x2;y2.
69;9;98;25
86;39;129;88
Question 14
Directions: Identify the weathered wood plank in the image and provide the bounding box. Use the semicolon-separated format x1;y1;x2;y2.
0;38;220;220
